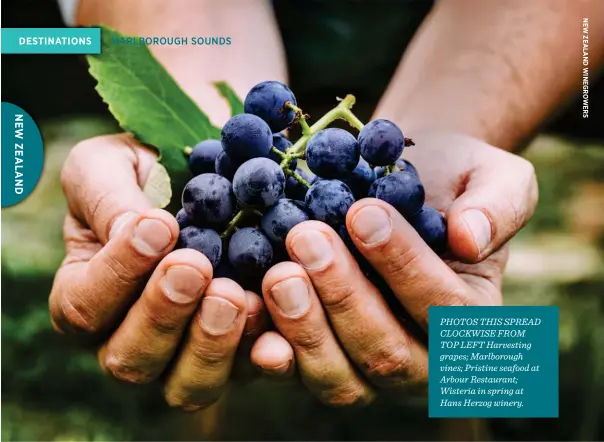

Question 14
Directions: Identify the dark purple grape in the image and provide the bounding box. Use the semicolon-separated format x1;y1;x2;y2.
261;199;309;243
244;81;297;132
272;245;291;265
270;133;297;169
410;206;448;254
189;139;222;175
182;173;235;227
214;259;237;279
344;157;377;199
358;119;404;166
177;226;223;269
221;113;272;161
233;158;285;208
175;208;190;230
214;260;262;293
215;150;240;181
285;168;317;201
369;171;424;219
306;128;360;179
305;179;355;226
375;159;419;179
399;159;420;178
228;227;274;277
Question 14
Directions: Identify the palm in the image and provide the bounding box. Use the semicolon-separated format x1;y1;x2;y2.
404;131;509;306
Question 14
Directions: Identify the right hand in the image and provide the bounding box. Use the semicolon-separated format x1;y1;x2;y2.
253;131;538;406
50;134;292;410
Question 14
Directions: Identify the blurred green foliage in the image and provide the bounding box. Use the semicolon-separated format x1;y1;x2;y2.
2;120;603;441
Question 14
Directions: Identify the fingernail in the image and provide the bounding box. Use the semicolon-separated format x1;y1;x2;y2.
109;212;136;240
461;209;492;255
290;230;333;270
161;266;206;304
351;205;392;245
200;297;239;335
132;218;172;255
262;360;292;376
271;277;310;318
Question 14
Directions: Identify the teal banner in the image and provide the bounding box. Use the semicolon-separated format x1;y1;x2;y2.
1;28;101;54
428;306;559;418
1;103;44;208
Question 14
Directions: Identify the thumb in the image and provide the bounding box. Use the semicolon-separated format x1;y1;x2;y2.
446;163;538;262
62;134;157;245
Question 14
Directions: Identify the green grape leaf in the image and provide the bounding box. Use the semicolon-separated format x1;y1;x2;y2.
214;81;244;116
87;26;222;210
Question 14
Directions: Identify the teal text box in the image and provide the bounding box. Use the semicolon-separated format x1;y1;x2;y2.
428;306;559;418
1;28;101;54
1;102;44;208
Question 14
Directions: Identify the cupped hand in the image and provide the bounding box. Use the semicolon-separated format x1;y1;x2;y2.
50;134;287;410
250;131;538;405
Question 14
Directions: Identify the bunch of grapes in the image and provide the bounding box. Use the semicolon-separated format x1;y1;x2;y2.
176;81;447;291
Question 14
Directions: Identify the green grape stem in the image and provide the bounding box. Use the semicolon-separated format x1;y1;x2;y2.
286;168;312;188
270;146;287;160
286;94;364;158
220;209;246;238
219;94;365;240
184;145;193;156
285;102;311;135
290;151;306;159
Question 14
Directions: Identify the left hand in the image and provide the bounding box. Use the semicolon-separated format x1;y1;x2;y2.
250;131;537;405
49;134;284;411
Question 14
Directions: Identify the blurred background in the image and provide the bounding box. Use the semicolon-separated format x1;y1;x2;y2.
2;1;603;441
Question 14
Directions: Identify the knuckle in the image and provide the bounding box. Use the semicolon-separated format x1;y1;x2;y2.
61;141;91;190
61;138;110;194
292;327;329;353
516;155;536;179
501;193;526;232
59;295;101;335
432;287;475;308
101;248;140;286
189;342;231;367
384;244;423;284
413;286;476;330
103;352;154;385
164;389;221;412
364;341;414;385
512;157;539;221
88;189;114;229
321;385;372;408
140;302;184;336
316;278;356;313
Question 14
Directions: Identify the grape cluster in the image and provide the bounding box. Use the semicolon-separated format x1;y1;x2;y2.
175;81;447;291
